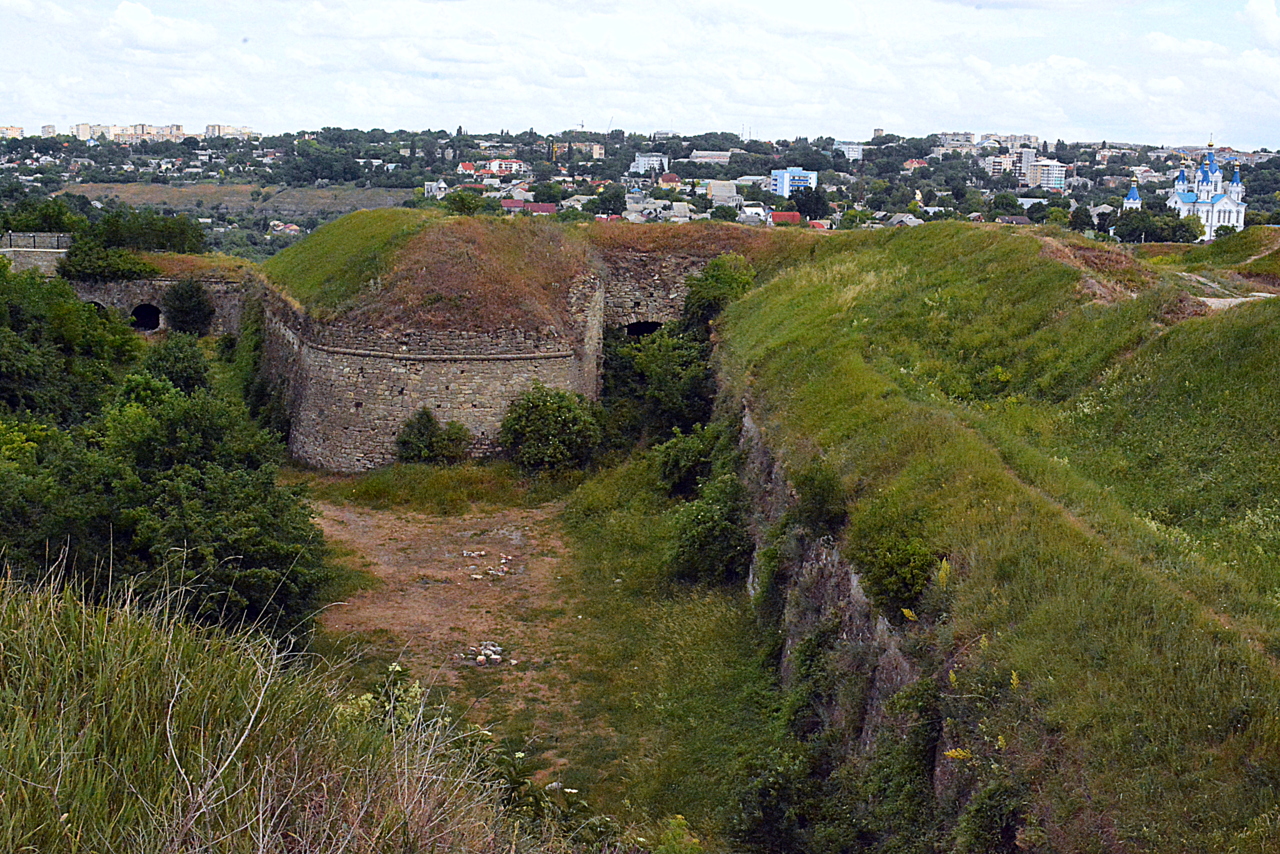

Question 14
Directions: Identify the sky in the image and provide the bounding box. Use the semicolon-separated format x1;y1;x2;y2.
1;0;1278;150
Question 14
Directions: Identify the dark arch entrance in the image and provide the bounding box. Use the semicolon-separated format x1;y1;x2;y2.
625;321;662;337
131;304;161;331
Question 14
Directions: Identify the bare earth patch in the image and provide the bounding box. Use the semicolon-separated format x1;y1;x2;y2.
315;500;591;774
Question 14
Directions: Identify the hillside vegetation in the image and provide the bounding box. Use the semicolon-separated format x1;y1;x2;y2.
0;584;537;854
262;213;813;331
714;222;1280;852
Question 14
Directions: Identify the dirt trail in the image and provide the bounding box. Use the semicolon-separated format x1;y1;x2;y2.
315;500;587;751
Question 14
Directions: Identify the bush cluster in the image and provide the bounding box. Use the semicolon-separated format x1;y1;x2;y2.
499;382;602;473
396;407;472;465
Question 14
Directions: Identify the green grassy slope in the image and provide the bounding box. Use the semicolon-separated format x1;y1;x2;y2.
0;584;526;854
717;222;1280;853
261;207;437;314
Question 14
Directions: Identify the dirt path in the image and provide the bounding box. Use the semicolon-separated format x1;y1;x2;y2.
315;500;588;761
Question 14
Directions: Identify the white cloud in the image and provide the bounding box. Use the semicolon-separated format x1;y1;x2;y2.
1144;31;1229;56
101;2;217;53
1242;0;1280;48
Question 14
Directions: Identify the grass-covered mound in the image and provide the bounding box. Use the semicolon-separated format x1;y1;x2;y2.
716;221;1280;853
0;584;524;854
262;207;438;315
263;213;816;332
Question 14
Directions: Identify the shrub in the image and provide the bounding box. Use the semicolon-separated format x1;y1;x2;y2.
681;253;756;338
56;237;161;283
852;531;937;615
667;473;753;584
395;408;473;465
499;383;602;472
141;332;210;394
792;457;848;536
653;423;721;497
162;277;216;336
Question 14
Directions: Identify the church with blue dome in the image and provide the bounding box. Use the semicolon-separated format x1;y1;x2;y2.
1165;143;1246;238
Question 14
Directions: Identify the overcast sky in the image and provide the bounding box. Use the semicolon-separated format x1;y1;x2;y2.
2;0;1278;149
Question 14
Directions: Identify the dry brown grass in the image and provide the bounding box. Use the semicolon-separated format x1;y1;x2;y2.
138;251;257;280
347;217;595;333
60;183;415;214
582;220;784;259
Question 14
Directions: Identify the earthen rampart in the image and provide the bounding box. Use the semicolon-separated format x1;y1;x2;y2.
262;247;717;472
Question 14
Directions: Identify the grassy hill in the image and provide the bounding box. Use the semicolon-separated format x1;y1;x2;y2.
262;213;810;331
715;222;1280;853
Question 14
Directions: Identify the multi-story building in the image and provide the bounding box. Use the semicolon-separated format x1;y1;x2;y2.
629;152;670;174
205;125;257;140
487;159;528;175
690;150;733;165
770;166;818;197
834;142;864;161
938;132;974;146
1029;159;1066;191
0;127;23;139
40;125;56;137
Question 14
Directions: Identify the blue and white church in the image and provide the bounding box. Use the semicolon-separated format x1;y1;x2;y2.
1166;143;1246;238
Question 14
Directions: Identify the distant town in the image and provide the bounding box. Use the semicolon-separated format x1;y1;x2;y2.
3;121;1278;252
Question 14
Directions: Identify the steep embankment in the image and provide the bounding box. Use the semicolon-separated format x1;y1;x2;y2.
717;222;1280;853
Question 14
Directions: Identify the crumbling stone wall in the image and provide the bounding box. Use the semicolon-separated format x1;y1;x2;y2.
597;250;713;327
72;277;244;335
262;282;604;471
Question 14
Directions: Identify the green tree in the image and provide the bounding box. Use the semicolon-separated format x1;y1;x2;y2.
0;264;138;424
161;278;216;336
499;383;601;472
789;186;831;220
141;333;210;394
56;238;161;283
989;193;1023;216
1068;205;1094;232
710;205;738;221
443;190;484;216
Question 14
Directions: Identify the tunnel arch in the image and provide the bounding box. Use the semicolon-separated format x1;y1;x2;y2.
130;304;161;331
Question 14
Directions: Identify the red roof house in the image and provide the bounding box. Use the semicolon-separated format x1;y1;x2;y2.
771;211;802;225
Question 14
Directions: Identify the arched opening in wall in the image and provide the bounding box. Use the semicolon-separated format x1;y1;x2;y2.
625;321;662;337
130;304;161;331
86;301;109;314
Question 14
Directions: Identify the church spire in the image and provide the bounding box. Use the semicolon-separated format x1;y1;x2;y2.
1123;177;1142;210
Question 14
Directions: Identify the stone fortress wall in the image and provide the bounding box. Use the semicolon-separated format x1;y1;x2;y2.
262;249;719;472
73;277;244;335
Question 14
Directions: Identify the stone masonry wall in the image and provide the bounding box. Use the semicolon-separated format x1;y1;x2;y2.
1;232;73;277
261;248;717;472
262;282;603;472
72;277;244;336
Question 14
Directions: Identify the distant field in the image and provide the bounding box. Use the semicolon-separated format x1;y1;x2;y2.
57;182;416;216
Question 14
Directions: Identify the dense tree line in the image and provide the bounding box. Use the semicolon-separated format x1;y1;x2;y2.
0;263;327;637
